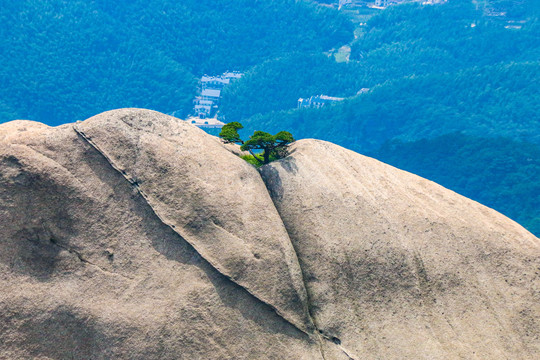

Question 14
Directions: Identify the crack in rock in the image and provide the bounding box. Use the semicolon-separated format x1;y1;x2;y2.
49;238;132;280
72;124;312;339
74;122;360;359
259;164;362;360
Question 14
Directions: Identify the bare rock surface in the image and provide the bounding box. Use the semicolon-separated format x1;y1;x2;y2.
1;110;538;359
260;139;540;360
0;112;319;359
73;109;312;333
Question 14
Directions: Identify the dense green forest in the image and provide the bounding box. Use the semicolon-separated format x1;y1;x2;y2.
221;1;539;123
0;0;351;125
220;54;365;122
240;62;539;150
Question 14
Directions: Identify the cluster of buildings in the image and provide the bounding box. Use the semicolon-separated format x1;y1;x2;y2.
186;69;370;128
298;95;345;109
192;72;242;119
298;88;369;109
183;71;242;129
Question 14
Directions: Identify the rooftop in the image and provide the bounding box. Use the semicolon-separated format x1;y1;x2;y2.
201;89;221;98
185;116;225;128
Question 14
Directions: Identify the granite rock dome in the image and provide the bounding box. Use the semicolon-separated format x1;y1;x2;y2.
1;109;538;359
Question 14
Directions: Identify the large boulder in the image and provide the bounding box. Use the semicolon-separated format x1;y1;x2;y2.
0;109;538;359
0;110;319;360
260;139;540;359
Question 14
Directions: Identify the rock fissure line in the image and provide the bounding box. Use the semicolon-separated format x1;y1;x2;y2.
49;238;133;280
337;345;360;360
72;124;311;338
315;332;328;360
258;164;361;360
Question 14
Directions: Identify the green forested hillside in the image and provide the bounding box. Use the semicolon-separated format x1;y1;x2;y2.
221;0;539;123
0;0;352;125
1;1;195;124
239;61;539;151
220;54;365;122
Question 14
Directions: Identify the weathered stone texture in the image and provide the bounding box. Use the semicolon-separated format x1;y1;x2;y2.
260;139;540;359
0;110;538;359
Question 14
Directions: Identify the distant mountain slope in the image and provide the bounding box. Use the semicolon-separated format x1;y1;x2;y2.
220;53;364;122
0;0;352;125
221;1;539;123
240;61;539;149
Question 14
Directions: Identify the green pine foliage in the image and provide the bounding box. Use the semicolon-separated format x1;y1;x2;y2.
219;122;294;165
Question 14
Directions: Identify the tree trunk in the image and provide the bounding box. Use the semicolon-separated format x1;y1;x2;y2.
247;149;264;165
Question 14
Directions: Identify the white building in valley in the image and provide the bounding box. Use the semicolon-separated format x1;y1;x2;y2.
298;95;345;109
193;71;243;119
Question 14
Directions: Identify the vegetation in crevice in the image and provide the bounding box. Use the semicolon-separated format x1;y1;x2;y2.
220;122;294;166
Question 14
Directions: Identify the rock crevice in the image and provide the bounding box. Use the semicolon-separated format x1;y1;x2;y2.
73;122;313;337
258;139;540;359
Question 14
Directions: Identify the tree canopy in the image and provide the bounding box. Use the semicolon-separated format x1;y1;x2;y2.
219;122;294;165
218;122;244;144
